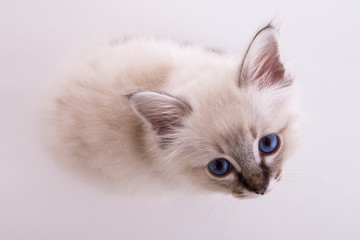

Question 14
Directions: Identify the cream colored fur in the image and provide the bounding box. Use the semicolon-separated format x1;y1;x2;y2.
42;26;301;198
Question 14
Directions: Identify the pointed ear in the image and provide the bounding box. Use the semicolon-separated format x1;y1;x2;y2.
127;91;191;143
240;25;291;88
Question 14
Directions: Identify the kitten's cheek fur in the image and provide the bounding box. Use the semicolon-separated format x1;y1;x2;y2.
265;178;278;193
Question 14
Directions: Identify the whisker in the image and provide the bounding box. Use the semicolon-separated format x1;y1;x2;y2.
221;197;238;227
198;194;228;224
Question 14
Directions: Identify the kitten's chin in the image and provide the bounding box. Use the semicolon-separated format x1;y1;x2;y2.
231;191;260;199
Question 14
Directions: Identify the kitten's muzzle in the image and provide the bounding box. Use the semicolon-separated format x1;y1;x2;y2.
239;173;269;195
252;180;269;195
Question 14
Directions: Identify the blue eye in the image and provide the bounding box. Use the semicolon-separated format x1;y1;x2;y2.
259;134;279;154
208;158;231;176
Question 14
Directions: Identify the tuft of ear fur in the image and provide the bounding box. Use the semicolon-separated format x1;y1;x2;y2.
240;24;290;89
127;91;192;144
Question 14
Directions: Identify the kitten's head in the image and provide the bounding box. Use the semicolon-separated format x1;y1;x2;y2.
128;25;300;198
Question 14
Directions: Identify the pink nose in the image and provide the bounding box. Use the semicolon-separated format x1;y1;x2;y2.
245;176;269;195
253;182;268;195
239;172;269;195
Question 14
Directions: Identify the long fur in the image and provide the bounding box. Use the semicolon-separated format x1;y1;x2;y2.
42;26;301;198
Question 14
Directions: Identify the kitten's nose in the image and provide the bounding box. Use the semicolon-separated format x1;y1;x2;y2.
239;171;270;195
245;176;269;195
253;182;268;195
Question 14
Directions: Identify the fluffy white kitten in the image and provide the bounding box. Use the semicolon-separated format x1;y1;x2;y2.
43;25;300;198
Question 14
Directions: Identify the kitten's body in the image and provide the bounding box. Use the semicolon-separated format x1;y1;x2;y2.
43;26;300;197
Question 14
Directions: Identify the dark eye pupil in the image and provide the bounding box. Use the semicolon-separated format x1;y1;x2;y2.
263;137;271;146
214;160;223;169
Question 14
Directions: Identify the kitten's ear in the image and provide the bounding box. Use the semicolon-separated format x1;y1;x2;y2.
127;91;191;138
240;25;291;88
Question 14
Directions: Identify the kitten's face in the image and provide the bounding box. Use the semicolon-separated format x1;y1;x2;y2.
128;26;300;198
176;85;299;198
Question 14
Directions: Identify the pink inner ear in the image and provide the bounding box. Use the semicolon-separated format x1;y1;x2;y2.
252;50;285;89
141;103;189;148
128;91;192;147
145;105;185;136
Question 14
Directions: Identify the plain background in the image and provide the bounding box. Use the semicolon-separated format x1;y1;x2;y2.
1;0;359;239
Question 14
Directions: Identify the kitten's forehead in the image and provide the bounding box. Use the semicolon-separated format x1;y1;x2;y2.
194;84;294;135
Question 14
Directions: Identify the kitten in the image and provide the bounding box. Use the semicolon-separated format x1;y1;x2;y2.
42;25;300;198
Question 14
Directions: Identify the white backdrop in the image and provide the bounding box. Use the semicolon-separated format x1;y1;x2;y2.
1;0;359;239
